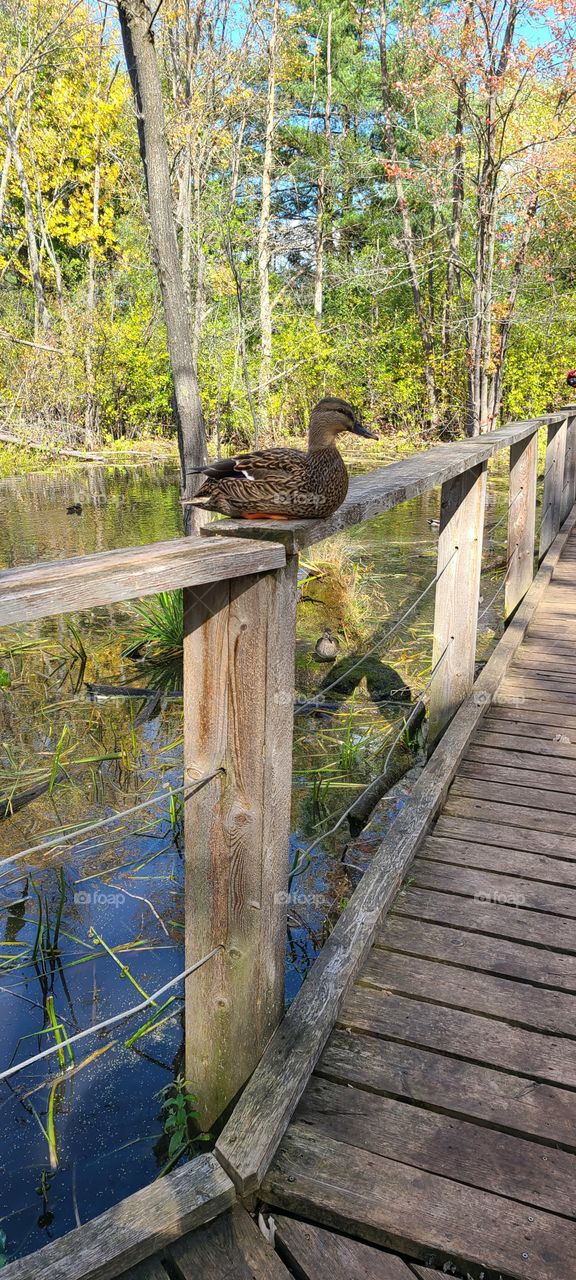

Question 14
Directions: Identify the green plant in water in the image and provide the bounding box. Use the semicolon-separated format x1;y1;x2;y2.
123;591;184;662
0;669;10;689
156;1075;210;1177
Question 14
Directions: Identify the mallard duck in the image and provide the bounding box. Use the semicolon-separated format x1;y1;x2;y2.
183;397;377;520
314;629;340;662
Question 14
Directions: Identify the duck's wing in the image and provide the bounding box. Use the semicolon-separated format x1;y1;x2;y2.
189;448;304;483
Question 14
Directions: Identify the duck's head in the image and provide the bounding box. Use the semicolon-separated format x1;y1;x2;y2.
309;397;378;449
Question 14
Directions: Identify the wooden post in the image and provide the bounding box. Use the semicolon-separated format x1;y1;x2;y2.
504;430;538;620
539;417;567;559
183;557;298;1131
561;414;576;523
428;463;487;743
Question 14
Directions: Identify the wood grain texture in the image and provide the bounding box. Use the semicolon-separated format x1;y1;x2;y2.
561;416;576;522
119;1261;169;1280
410;858;576;920
459;756;576;794
318;1028;576;1148
540;418;568;558
420;833;576;884
215;506;576;1195
340;985;576;1087
0;1155;234;1280
297;1076;576;1216
428;463;487;741
506;431;538;618
433;811;576;859
273;1214;416;1279
377;911;576;988
450;773;576;818
183;560;297;1130
167;1205;291;1279
0;536;286;627
394;885;576;952
360;947;576;1037
465;739;576;774
263;1123;576;1280
444;790;576;837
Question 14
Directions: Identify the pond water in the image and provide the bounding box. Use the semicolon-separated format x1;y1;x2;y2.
0;455;520;1262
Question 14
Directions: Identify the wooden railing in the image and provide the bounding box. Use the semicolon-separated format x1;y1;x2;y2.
1;406;575;1136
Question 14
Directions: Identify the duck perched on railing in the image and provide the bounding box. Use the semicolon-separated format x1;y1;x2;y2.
183;397;377;520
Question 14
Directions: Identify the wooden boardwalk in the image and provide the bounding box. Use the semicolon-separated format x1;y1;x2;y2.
111;524;576;1280
4;415;576;1280
256;529;576;1280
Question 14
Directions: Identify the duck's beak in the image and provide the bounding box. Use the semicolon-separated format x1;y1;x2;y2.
350;419;378;439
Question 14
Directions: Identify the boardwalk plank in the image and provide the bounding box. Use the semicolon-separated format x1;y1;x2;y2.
340;985;576;1087
318;1028;576;1149
273;1215;414;1279
0;1154;235;1280
263;1123;576;1280
395;885;576;952
120;1262;169;1280
459;758;576;794
451;774;576;815
377;912;576;990
444;790;576;837
467;740;576;772
167;1205;291;1279
433;813;576;860
297;1077;576;1217
410;859;576;919
472;729;576;759
486;705;576;731
420;834;576;885
361;949;576;1038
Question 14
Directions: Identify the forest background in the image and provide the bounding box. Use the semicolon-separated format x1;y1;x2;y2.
1;0;576;467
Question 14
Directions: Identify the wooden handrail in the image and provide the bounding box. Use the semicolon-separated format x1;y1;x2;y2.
204;413;567;552
0;534;286;627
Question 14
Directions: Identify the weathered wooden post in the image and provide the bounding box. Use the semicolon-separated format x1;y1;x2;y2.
505;429;538;620
561;414;576;523
428;462;487;743
182;556;298;1131
539;418;568;559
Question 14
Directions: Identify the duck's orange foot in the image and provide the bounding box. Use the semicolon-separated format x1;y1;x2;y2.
240;512;287;520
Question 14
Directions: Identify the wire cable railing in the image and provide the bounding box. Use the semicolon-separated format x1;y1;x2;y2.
0;945;224;1086
297;548;458;713
0;771;223;874
290;638;453;877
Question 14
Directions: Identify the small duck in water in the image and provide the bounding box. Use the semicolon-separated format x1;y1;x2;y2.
183;397;377;520
314;629;340;662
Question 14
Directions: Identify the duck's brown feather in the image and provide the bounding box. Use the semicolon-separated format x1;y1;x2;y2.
190;445;349;519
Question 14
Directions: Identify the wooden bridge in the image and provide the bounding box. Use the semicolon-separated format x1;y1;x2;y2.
2;409;576;1280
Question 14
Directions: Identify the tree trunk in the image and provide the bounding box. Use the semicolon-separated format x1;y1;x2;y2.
488;187;539;425
314;10;332;328
117;0;206;523
5;107;50;336
257;0;279;435
378;0;439;431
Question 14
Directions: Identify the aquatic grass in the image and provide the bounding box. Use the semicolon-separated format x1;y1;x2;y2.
29;1100;58;1171
125;996;179;1048
88;928;158;1004
123;592;184;662
45;997;74;1071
